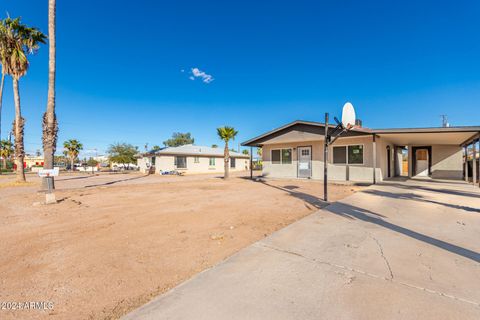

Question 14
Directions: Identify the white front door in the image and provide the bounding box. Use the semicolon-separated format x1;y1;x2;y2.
298;147;312;178
415;149;429;176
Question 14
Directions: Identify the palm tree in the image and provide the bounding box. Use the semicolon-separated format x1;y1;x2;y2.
1;17;46;181
0;20;9;175
43;0;58;170
0;139;13;171
63;139;83;171
216;126;238;179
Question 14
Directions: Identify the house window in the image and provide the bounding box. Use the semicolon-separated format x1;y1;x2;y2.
282;149;292;164
271;149;292;164
333;145;364;164
271;150;281;164
175;156;187;169
230;158;236;168
333;147;347;164
209;157;216;166
194;156;200;163
348;145;364;164
151;157;156;165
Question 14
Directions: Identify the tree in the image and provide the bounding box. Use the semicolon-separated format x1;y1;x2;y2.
0;139;13;170
1;17;46;181
242;149;249;155
257;148;262;157
86;157;98;167
211;144;218;148
216;126;238;179
163;132;194;147
63;139;83;171
152;145;161;151
42;0;58;171
107;143;138;169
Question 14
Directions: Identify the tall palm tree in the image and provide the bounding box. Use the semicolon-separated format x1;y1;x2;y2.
0;139;13;171
43;0;58;170
1;17;46;181
63;139;83;171
216;126;238;179
0;20;9;175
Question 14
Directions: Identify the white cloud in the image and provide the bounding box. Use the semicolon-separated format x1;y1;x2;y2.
189;67;214;83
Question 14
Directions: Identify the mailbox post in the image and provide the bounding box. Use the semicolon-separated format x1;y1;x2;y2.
39;168;59;204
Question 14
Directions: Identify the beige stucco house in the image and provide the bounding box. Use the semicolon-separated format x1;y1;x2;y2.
242;120;480;183
137;145;250;175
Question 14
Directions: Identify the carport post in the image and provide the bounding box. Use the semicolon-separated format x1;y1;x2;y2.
324;113;329;202
372;134;377;184
473;140;477;186
464;146;469;182
250;147;253;180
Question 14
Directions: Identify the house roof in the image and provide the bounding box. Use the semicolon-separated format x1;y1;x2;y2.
145;144;249;158
241;120;480;147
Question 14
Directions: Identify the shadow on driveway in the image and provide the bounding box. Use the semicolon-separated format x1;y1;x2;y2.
257;180;480;263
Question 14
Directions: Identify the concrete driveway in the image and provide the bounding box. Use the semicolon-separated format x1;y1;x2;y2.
123;178;480;320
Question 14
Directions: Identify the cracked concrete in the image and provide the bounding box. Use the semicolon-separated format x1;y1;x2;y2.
369;233;394;280
124;178;480;320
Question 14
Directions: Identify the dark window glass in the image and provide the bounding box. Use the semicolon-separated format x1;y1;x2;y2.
175;156;187;169
333;146;347;164
230;158;236;168
151;157;156;165
348;145;363;164
281;149;292;164
272;150;281;164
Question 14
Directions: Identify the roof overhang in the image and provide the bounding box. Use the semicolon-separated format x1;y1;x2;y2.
242;121;480;148
241;120;371;147
375;128;480;146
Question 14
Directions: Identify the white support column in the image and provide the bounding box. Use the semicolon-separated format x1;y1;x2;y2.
473;140;478;187
465;146;469;182
372;134;376;184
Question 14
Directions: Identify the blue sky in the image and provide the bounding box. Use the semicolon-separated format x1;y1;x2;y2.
2;0;480;157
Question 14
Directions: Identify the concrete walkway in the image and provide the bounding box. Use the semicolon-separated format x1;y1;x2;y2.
124;178;480;320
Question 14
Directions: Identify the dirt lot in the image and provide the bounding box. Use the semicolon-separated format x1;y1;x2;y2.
0;172;364;319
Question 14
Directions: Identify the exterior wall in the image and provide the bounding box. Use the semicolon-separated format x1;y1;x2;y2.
431;145;463;179
138;155;249;174
262;136;382;183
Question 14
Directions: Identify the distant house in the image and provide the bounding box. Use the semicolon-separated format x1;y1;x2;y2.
137;144;250;174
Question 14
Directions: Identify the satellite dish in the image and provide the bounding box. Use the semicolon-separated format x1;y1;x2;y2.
342;102;356;128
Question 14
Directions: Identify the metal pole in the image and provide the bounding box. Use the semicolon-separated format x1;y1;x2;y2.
250;146;253;180
473;140;477;186
324;113;329;202
464;146;469;182
372;134;377;184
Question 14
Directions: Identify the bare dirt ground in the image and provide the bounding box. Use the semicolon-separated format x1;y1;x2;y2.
0;172;364;319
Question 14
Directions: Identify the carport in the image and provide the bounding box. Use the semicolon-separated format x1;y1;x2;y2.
373;127;480;186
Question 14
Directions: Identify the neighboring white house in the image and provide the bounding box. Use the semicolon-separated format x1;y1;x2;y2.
137;144;250;174
241;120;480;183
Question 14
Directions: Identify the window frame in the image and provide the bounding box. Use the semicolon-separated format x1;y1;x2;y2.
230;157;236;168
194;156;200;163
175;156;187;169
331;144;364;165
271;148;293;165
209;157;216;166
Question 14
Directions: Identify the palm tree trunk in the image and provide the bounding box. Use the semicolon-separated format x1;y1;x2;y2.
12;78;26;182
70;156;74;172
224;142;229;179
43;0;58;170
0;72;4;175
